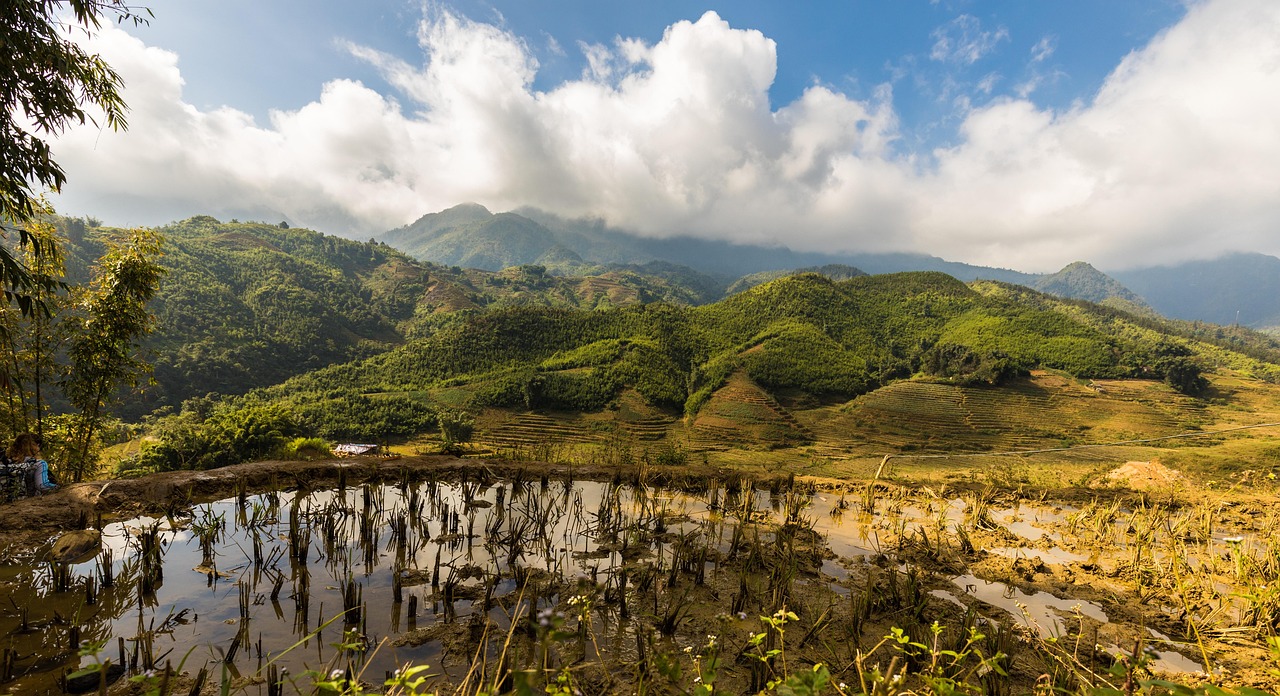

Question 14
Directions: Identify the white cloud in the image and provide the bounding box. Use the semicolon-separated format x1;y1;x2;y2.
1030;36;1056;63
975;72;1000;95
921;0;1280;268
545;33;566;58
930;15;1010;66
48;0;1280;271
578;41;613;80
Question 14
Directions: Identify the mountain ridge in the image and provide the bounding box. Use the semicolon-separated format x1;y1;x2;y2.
381;205;1280;331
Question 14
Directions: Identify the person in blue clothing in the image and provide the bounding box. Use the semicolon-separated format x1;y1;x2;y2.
7;433;56;495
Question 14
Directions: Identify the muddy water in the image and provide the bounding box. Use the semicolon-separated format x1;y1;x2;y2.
1;479;1233;694
1;479;788;694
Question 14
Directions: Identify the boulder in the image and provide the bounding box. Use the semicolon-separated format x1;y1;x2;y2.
49;530;101;564
64;662;125;694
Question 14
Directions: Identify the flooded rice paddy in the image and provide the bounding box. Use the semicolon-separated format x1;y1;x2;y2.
1;469;1276;694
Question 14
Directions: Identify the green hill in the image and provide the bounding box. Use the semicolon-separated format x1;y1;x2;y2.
52;217;723;418
382;204;1280;331
382;204;1039;283
725;264;867;295
230;270;1276;442
382;204;581;271
1031;261;1152;313
120;263;1280;475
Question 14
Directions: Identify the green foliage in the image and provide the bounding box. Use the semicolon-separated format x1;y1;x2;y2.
743;322;871;395
1033;261;1148;307
0;211;66;445
538;339;628;371
437;408;474;454
131;401;298;473
1146;341;1210;396
973;280;1279;387
525;369;620;411
224;270;1280;445
114;265;1280;454
685;352;741;417
47;217;731;420
0;0;145;292
295;393;435;440
939;304;1121;377
62;229;164;480
1160;356;1209;396
726;263;867;295
283;436;329;460
923;344;1027;385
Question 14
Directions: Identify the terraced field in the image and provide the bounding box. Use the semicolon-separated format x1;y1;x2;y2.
794;371;1208;456
450;368;1280;491
471;390;682;458
474;411;603;451
689;372;812;451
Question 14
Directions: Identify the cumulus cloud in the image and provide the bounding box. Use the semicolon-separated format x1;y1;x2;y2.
48;0;1280;271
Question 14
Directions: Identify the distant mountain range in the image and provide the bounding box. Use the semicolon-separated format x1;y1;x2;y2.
380;204;1280;331
381;203;1036;283
1113;253;1280;329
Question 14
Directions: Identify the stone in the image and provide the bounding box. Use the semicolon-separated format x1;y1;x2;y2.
49;530;101;564
64;662;124;693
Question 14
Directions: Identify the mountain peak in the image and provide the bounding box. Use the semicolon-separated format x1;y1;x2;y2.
446;202;491;215
1032;261;1146;307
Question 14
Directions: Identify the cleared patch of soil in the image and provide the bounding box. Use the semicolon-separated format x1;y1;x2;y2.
1106;459;1185;490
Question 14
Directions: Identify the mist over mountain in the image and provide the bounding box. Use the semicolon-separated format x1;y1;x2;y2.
382;204;1039;282
1113;253;1280;330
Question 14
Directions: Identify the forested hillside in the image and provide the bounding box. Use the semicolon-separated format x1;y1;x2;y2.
201;271;1280;445
54;217;719;417
384;205;1280;332
1031;261;1152;313
43;213;1280;478
724;264;867;294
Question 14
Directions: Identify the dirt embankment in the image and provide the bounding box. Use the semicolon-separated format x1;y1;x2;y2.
0;455;747;553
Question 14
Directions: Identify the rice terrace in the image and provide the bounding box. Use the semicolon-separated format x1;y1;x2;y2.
4;357;1280;695
7;0;1280;694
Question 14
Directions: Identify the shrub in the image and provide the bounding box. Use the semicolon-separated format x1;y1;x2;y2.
283;437;330;460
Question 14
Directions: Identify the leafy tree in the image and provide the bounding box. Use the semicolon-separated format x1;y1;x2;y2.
1;0;149;306
438;409;475;454
923;343;1027;386
1160;355;1209;397
0;213;66;441
128;401;297;474
62;229;164;480
1148;341;1209;396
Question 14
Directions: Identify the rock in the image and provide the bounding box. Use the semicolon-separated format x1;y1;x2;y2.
49;530;101;564
64;663;124;693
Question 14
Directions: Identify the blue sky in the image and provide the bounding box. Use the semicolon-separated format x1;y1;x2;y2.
49;0;1280;271
131;1;1186;151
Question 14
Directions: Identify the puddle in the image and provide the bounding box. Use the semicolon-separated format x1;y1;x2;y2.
930;588;967;610
994;506;1067;543
1144;628;1206;675
950;573;1108;638
2;480;766;693
986;546;1086;565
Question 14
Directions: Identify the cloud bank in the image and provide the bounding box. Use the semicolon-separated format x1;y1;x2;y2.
51;0;1280;271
